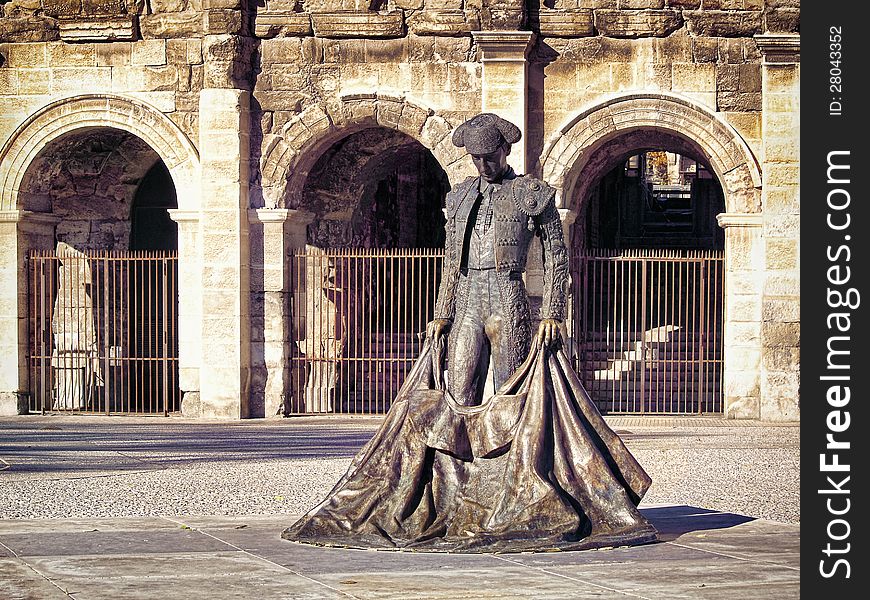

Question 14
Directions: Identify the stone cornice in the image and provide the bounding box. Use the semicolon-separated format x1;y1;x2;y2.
471;30;535;62
716;212;763;228
754;34;800;64
167;209;201;223
0;210;61;225
247;208;316;225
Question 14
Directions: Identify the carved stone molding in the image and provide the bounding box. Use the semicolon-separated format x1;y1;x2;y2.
58;16;137;42
529;9;594;38
405;9;480;37
311;10;405;39
255;11;313;39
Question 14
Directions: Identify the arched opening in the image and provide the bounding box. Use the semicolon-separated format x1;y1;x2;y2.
287;127;451;414
564;131;727;415
582;150;725;251
300;127;448;249
20;127;180;414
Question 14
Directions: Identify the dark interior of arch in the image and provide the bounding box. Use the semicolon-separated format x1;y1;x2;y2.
575;130;726;250
301;127;449;248
20;127;181;413
19;127;177;252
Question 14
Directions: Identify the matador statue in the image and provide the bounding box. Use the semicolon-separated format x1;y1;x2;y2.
283;114;656;553
426;113;569;406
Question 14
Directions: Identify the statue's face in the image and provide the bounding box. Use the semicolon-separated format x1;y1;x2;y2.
471;144;510;183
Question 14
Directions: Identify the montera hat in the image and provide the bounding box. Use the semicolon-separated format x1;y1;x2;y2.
451;113;522;156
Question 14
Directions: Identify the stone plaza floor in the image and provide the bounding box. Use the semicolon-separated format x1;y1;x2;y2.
0;415;799;599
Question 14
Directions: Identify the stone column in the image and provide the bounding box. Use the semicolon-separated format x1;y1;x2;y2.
471;31;535;174
756;34;800;422
247;208;313;417
167;209;202;414
196;88;253;418
0;211;58;415
717;213;764;419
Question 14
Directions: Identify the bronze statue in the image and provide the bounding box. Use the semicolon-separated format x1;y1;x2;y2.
426;113;568;406
283;114;657;553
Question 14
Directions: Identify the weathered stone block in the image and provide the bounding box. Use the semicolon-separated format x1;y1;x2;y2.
406;9;481;36
59;16;137;43
692;36;717;62
0;16;59;43
253;90;306;112
0;391;28;416
140;12;204;39
762;321;799;348
738;63;761;91
260;37;303;64
48;40;96;66
131;38;167;66
50;66;112;93
672;62;714;92
203;9;244;35
530;9;595;37
685;10;762;37
764;7;800;33
81;0;124;14
479;7;524;30
762;346;799;374
0;69;18;95
760;372;800;416
95;42;132;66
365;38;409;63
40;0;82;17
594;9;683;38
762;296;800;323
664;0;699;8
723;371;759;399
254;11;313;38
763;271;799;298
311;10;406;39
724;394;759;420
725;321;760;345
619;0;664;8
16;68;50;93
717;90;761;112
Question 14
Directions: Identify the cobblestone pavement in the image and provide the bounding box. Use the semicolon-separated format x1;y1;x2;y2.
0;415;799;524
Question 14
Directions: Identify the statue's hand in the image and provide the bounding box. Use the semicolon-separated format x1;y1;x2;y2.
537;319;562;348
426;319;452;342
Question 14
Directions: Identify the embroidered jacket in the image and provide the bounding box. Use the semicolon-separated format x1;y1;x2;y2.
434;172;569;322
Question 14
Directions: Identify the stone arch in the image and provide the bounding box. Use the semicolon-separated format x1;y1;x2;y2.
539;93;762;215
258;93;466;209
0;94;200;212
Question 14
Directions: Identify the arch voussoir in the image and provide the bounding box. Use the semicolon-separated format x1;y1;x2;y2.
540;93;762;214
0;94;200;212
260;93;458;207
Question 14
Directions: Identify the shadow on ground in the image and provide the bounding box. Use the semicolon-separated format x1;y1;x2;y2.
642;505;755;541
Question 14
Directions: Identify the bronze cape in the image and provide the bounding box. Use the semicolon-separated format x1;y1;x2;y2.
282;341;657;553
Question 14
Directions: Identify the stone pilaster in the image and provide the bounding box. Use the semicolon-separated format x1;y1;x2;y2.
167;209;202;411
0;211;58;415
247;208;314;418
756;33;800;421
471;30;535;174
195;88;252;419
717;212;764;420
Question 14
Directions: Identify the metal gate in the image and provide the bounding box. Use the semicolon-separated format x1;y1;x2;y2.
27;249;180;415
287;247;723;415
569;249;724;414
287;248;443;415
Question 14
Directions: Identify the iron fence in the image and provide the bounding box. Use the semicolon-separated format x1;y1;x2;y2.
569;248;724;414
28;250;180;415
287;248;443;414
287;247;724;415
